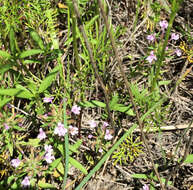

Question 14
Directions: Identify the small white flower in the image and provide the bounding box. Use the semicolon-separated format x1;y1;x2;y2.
71;105;81;115
89;120;97;128
54;122;67;136
69;125;78;136
175;49;182;57
37;128;46;140
11;158;21;168
104;129;113;140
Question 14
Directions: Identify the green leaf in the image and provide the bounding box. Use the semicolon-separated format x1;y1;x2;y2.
19;49;43;59
26;81;38;95
158;80;171;86
56;161;64;175
0;62;14;74
29;29;45;50
57;144;65;157
7;141;13;156
0;88;34;99
7;175;15;185
9;27;16;55
111;104;135;116
13;125;26;131
57;143;77;156
38;65;59;93
184;154;193;164
79;100;106;108
0;97;11;108
23;59;41;64
85;15;99;30
109;94;119;109
49;158;62;171
38;181;56;189
19;139;40;147
10;182;18;189
0;50;12;59
131;173;148;179
141;97;165;121
69;157;88;175
70;139;82;152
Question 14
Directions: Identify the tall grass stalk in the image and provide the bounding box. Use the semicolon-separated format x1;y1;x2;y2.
62;99;69;190
133;0;141;31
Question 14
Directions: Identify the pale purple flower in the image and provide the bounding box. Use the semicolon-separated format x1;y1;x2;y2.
71;105;81;115
44;152;55;164
7;103;12;109
99;148;103;153
37;128;46;140
147;34;155;42
21;176;30;187
103;122;109;128
165;46;169;51
44;144;55;163
88;134;93;139
175;49;182;57
69;125;78;136
146;51;157;63
54;122;67;136
104;129;113;140
11;158;21;168
43;113;48;118
159;20;168;31
4;123;10;130
43;97;54;103
171;33;179;40
142;184;149;190
44;144;53;154
18;122;23;127
89;120;97;129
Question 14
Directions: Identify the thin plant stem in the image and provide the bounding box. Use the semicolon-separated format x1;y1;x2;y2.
97;0;165;189
133;0;141;32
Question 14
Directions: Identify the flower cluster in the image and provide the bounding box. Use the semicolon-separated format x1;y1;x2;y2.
142;184;149;190
43;97;54;103
69;125;78;136
44;144;55;164
11;158;21;168
159;20;168;31
37;128;46;140
147;34;156;42
146;51;157;63
4;123;10;130
146;20;182;62
89;120;97;128
54;122;67;136
71;105;81;115
104;129;113;140
21;176;30;187
171;33;179;41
